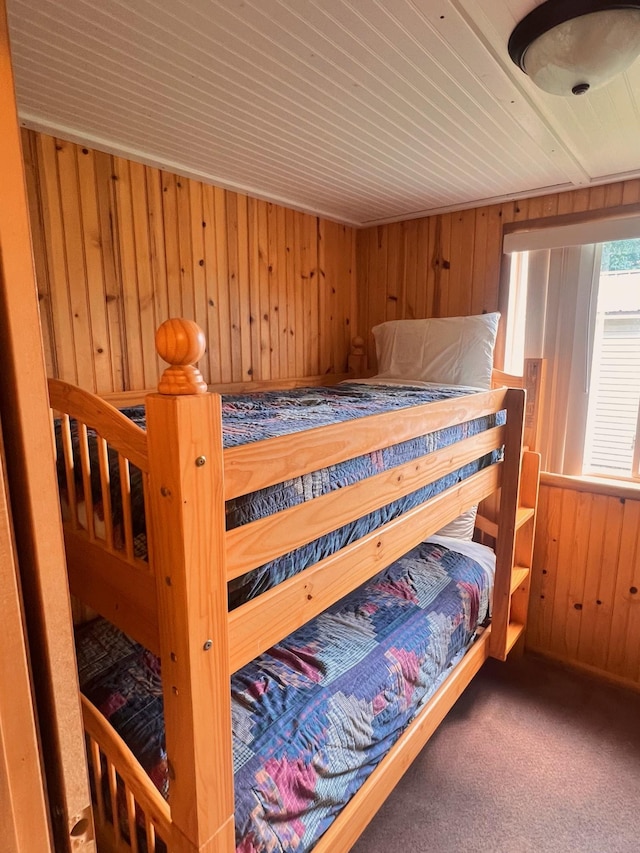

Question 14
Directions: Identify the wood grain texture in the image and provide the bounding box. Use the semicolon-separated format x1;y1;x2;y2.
224;387;508;500
225;426;505;579
24;130;357;395
0;423;53;853
146;393;234;849
0;8;95;849
229;464;501;673
357;179;640;686
82;696;171;850
357;180;640;368
28;123;640;701
528;480;640;689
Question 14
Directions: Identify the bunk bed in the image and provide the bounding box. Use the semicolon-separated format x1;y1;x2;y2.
49;317;541;853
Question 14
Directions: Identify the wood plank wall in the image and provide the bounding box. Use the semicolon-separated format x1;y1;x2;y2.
356;180;640;367
22;129;356;395
23;124;640;689
357;179;640;690
529;482;640;690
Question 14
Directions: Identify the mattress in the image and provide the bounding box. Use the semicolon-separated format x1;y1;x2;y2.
75;536;495;853
57;382;503;607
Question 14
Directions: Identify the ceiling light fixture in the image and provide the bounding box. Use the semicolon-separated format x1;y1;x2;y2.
508;0;640;96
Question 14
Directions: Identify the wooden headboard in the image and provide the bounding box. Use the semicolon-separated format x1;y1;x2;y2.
492;358;546;452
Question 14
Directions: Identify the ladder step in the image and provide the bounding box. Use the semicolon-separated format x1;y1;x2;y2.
511;566;530;594
506;622;525;654
515;506;535;530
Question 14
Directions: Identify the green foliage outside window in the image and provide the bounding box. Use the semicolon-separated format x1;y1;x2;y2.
601;239;640;272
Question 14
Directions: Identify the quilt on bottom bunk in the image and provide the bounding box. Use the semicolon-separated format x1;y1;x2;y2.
75;538;494;853
59;382;503;607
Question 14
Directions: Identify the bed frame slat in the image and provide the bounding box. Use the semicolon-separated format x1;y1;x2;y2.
60;413;79;529
125;787;139;853
78;423;96;540
226;424;505;580
89;737;105;827
145;819;156;853
97;437;114;549
223;386;508;500
228;463;501;673
118;454;135;562
106;759;120;845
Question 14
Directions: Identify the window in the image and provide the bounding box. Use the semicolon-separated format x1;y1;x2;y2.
503;223;640;481
583;242;640;479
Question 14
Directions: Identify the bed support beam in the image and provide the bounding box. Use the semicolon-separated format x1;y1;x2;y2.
147;319;234;852
490;387;526;660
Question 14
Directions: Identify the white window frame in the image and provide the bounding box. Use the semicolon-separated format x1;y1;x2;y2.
503;216;640;482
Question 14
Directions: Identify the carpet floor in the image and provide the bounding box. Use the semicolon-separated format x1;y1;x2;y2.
351;654;640;853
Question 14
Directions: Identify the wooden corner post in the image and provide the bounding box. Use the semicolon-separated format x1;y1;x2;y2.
146;319;234;852
489;387;525;661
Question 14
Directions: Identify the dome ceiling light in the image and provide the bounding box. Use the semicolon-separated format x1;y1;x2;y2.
508;0;640;96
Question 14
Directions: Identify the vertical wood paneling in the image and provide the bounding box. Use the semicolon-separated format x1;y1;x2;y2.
22;132;56;379
284;207;298;376
357;178;640;367
114;156;145;391
529;483;640;690
25;130;356;394
357;178;640;689
76;148;113;394
94;149;126;392
37;135;78;386
26;124;640;692
202;184;221;384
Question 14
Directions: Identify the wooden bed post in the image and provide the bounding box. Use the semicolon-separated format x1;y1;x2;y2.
490;387;526;661
146;319;234;853
348;336;367;376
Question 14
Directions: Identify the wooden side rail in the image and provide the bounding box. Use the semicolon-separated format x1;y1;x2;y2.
49;378;155;650
224;387;508;499
228;463;502;673
82;696;172;852
226;425;505;579
49;379;148;471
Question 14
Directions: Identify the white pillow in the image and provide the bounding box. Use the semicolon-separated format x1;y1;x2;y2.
435;506;477;541
372;313;500;389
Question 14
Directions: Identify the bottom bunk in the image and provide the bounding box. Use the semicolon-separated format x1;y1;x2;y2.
77;534;496;853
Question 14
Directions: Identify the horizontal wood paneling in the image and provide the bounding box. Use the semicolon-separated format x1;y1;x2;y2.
528;481;640;690
22;129;356;395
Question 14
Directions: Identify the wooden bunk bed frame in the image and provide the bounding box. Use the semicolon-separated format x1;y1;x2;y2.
49;318;541;853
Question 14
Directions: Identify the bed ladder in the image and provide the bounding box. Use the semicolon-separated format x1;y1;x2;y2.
488;448;541;661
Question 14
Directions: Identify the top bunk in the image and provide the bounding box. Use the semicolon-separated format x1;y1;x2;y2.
49;318;531;663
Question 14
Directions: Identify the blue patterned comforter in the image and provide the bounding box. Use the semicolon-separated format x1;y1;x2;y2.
58;382;501;607
76;538;493;852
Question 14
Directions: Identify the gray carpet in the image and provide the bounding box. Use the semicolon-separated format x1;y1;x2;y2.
351;655;640;853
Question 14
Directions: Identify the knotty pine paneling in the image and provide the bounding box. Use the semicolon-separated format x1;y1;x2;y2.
357;180;640;368
358;179;640;688
528;482;640;690
22;129;356;395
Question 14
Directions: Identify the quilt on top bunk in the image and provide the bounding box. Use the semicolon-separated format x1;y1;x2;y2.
75;537;494;853
58;382;503;607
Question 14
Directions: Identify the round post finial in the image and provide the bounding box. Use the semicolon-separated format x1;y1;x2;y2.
351;336;365;356
156;318;208;395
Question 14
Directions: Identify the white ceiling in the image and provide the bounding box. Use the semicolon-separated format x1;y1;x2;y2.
7;0;640;226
